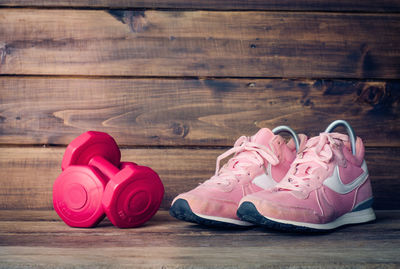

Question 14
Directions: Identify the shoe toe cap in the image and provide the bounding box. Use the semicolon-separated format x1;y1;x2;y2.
240;191;322;224
172;192;238;220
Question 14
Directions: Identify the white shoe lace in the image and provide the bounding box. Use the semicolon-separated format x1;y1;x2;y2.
204;136;279;186
277;133;349;192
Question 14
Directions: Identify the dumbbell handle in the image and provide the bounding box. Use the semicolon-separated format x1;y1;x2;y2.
89;155;120;179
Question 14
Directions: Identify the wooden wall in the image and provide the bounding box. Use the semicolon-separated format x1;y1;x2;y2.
0;1;399;211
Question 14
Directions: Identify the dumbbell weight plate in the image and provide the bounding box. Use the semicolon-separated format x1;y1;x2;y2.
119;162;137;170
102;165;164;228
61;131;121;171
53;166;108;227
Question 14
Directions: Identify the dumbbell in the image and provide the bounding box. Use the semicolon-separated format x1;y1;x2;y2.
53;131;164;228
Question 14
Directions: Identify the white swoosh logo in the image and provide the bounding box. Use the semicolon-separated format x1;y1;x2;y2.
323;161;369;194
252;163;278;190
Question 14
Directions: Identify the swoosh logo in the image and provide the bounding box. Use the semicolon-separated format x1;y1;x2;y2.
323;161;369;194
252;163;278;190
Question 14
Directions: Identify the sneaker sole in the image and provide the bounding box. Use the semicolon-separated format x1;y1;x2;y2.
237;202;376;232
170;199;253;228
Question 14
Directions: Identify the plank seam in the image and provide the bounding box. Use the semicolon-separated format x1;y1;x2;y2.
0;145;396;150
1;6;400;14
1;75;400;82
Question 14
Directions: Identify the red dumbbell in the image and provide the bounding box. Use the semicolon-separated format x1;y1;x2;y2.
53;131;164;228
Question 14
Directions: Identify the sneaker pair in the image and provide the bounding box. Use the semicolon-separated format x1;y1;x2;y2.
169;120;376;232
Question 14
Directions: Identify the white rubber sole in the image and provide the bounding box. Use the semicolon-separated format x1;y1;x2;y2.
195;212;254;227
266;208;376;230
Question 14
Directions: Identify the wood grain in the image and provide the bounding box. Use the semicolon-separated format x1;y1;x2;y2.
1;0;400;12
0;210;399;268
0;147;398;211
1;10;400;78
0;4;398;269
1;78;399;147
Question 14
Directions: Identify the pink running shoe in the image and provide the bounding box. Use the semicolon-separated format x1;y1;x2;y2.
169;126;306;227
237;120;376;232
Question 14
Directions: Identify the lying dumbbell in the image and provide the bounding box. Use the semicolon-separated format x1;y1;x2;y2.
53;131;164;228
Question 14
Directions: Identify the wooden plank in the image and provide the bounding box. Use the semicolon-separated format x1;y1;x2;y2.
1;10;400;78
1;0;400;12
0;210;398;248
0;147;398;211
0;147;221;210
0;247;398;269
0;210;398;268
1;78;399;147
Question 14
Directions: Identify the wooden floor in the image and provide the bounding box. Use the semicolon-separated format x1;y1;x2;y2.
0;210;399;268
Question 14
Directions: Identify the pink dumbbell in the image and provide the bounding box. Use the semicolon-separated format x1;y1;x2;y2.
53;131;164;228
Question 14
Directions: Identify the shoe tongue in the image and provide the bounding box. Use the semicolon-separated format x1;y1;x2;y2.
251;128;275;146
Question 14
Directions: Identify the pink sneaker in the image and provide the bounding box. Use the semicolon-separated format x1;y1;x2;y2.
169;126;306;227
237;120;376;232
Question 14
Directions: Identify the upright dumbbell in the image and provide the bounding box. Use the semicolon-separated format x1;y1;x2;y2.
53;131;164;228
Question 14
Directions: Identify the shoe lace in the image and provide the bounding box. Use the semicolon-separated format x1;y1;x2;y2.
276;132;348;192
204;136;279;186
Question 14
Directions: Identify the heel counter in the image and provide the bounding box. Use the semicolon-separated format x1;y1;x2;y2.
353;175;374;210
